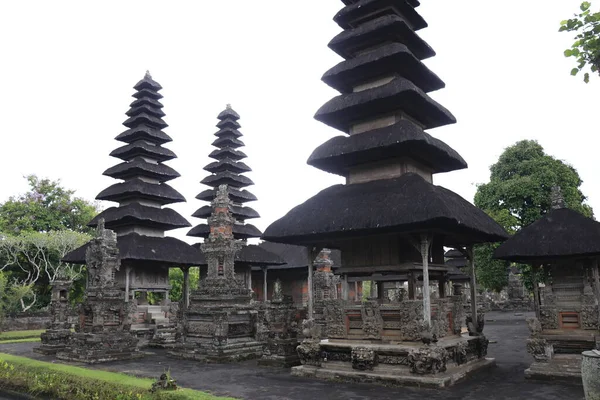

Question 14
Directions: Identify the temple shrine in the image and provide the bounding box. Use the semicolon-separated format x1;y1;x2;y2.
494;187;600;382
263;0;509;386
63;72;206;351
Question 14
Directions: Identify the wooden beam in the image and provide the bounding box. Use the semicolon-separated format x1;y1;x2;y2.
262;266;268;302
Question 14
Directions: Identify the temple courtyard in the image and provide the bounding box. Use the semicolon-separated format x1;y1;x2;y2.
0;312;583;400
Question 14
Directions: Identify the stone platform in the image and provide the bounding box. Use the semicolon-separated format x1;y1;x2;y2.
293;334;492;388
525;354;583;385
168;337;263;363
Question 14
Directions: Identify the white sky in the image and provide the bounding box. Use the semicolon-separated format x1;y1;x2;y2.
0;1;597;244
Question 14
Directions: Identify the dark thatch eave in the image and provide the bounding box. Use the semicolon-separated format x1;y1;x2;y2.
134;73;163;91
63;233;206;266
217;118;241;130
195;187;257;204
110;141;177;162
115;125;172;145
217;107;241;121
446;257;468;268
323;43;444;94
133;88;163;101
446;266;470;282
257;242;342;270
343;0;421;5
204;159;252;174
201;172;254;188
103;157;180;182
307;119;467;176
96;178;186;205
211;137;245;149
123;113;168;130
188;223;263;239
493;208;600;262
126;104;166;119
88;203;191;231
192;205;260;221
191;243;285;266
329;15;434;61
334;0;427;31
214;128;243;138
262;173;509;247
130;96;163;110
209;147;247;161
445;249;466;258
314;77;456;133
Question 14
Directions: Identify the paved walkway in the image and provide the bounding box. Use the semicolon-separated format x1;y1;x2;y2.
0;312;585;400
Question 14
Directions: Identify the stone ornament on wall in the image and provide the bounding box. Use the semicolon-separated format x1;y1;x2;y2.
408;346;449;375
351;347;376;371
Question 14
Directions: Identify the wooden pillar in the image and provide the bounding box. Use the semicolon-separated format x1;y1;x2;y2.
342;275;349;300
377;281;384;300
532;264;541;320
421;235;431;325
438;278;446;299
248;267;253;290
354;281;359;302
466;246;478;328
124;265;131;303
262;267;268;302
306;247;314;319
181;266;190;309
408;271;416;300
369;280;376;298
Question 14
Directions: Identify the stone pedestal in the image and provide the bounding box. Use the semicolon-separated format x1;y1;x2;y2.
34;326;72;355
582;350;600;400
34;280;73;355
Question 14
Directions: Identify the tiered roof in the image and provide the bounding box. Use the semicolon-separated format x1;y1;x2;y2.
263;0;508;247
64;72;204;266
188;106;284;267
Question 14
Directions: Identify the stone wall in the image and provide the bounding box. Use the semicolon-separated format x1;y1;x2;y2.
1;311;78;332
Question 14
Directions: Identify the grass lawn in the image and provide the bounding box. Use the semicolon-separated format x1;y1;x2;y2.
0;338;40;344
0;330;44;342
0;352;236;400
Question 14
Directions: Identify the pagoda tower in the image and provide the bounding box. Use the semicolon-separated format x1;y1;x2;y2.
64;72;205;304
263;0;508;384
188;106;283;295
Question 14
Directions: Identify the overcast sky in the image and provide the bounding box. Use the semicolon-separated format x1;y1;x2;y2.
0;1;596;244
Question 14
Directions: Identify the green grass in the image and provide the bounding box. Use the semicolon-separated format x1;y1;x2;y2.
0;329;44;341
0;338;40;344
0;353;236;399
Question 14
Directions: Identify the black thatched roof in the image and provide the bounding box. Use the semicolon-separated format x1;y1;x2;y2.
110;141;177;162
209;148;247;161
329;15;434;61
192;205;259;221
129;96;163;110
494;208;600;262
212;137;245;149
447;266;470;282
103;157;180;183
63;233;205;266
96;179;186;205
191;243;285;266
216;118;241;130
214;128;243;139
307;119;467;176
217;106;240;121
134;72;163;91
262;173;508;247
196;187;257;204
445;249;466;258
133;88;163;101
334;0;427;31
115;125;172;145
123;113;168;130
89;203;191;231
446;257;468;268
315;77;456;133
204;159;251;174
323;43;444;94
126;104;165;119
188;223;263;239
201;172;254;188
257;242;342;270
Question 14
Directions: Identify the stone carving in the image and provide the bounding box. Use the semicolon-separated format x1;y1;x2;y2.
351;347;376;371
297;340;322;367
476;335;489;358
34;279;73;355
454;341;468;365
466;312;485;336
527;338;553;362
324;300;347;339
361;301;383;340
526;317;543;337
258;297;304;367
272;278;284;303
408;346;449;375
539;307;559;330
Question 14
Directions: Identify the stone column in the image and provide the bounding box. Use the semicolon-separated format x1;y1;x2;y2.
181;266;190;310
438;278;446;299
306;247;314;319
532;264;541;320
354;281;359;301
125;265;131;303
262;266;268;302
582;350;600;400
248;267;253;291
420;235;431;325
466;246;478;328
342;275;349;300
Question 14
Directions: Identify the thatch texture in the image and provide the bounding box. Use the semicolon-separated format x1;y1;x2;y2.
103;157;180;182
89;204;191;231
262;173;508;246
307;119;467;175
494;208;600;262
123;113;168;130
195;187;257;204
96;178;186;205
209;148;247;161
201;172;254;188
115;125;172;145
334;0;427;31
110;140;176;162
257;242;342;270
192;205;260;221
188;223;263;239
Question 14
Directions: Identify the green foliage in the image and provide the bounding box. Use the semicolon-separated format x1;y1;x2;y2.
0;353;233;400
474;140;593;291
560;2;600;82
0;329;45;342
361;281;372;302
168;268;200;302
0;175;99;235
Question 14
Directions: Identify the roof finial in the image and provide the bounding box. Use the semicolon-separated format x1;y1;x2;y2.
551;186;566;210
226;104;232;110
145;70;152;79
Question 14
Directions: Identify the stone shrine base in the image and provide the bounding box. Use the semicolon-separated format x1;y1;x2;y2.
33;328;72;355
258;338;300;368
56;332;143;364
525;354;583;385
168;337;263;363
293;335;494;388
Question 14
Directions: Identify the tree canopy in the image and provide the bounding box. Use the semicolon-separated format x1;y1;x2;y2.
560;1;600;83
474;140;593;291
0;175;99;235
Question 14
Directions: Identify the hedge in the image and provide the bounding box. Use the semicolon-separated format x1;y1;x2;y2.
0;353;235;400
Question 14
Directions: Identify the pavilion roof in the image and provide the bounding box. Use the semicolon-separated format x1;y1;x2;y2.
88;204;191;232
103;157;180;183
96;178;186;205
188;223;263;240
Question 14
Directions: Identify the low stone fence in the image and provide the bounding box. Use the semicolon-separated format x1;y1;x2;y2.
1;311;79;332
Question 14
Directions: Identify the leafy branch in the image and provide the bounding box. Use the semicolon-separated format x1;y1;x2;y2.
560;1;600;83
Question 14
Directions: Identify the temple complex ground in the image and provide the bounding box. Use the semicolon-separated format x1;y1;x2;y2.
0;312;584;400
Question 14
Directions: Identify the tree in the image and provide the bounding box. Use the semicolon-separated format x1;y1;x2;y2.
168;268;200;303
0;175;99;235
474;140;593;291
560;1;600;83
